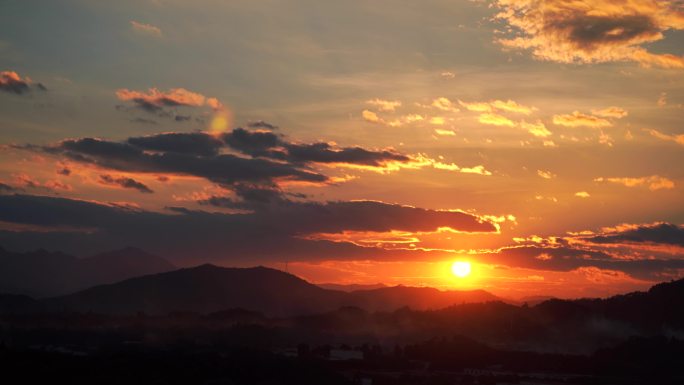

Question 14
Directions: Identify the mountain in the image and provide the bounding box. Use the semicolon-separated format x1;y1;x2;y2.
45;265;348;316
347;285;502;312
0;246;175;297
317;283;387;292
43;264;502;316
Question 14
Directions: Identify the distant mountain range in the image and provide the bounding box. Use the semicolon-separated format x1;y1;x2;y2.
0;246;175;297
317;283;387;292
1;245;683;342
40;264;502;316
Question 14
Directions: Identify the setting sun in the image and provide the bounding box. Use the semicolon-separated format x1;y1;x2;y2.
451;261;471;278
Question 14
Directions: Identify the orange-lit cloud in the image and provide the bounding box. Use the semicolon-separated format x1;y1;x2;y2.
490;99;536;115
366;98;401;111
594;175;675;191
537;169;555;179
459;100;493;113
362;109;382;124
429;117;446;125
645;128;684;146
460;99;535;115
495;0;684;68
552;111;612;128
591;106;628;118
12;173;71;192
575;191;591;198
117;87;207;109
478;113;515;127
434;128;456;136
0;70;45;94
520;120;551;137
130;20;162;37
99;174;154;194
431;97;460;112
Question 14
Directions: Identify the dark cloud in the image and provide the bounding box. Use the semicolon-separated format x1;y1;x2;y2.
57;167;71;176
0;71;42;95
246;120;279;130
127;132;224;157
222;128;283;157
0;193;679;281
483;245;684;281
48;137;328;186
37;129;421;191
222;128;411;166
99;175;154;194
174;115;191;122
283;143;410;166
495;0;684;68
0;194;492;263
561;14;659;51
587;223;684;247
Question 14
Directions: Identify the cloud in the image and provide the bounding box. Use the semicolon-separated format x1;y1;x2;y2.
46;136;329;187
116;87;222;115
657;92;668;107
591;106;628;118
459;165;492;176
494;0;684;68
459;100;493;113
130;21;162;37
434;128;456;136
12;173;71;192
430;97;460;112
537;169;555;179
366;98;401;112
246;120;279;130
484;245;684;280
520;120;551;137
127;132;225;157
0;194;497;263
575;191;591;198
459;99;535;115
99;175;153;194
31;128;477;195
645;128;684;146
429;117;446;125
588;222;684;248
552;111;612;128
362;109;382;124
0;70;46;94
594;175;675;191
490;99;536;115
478;113;515;127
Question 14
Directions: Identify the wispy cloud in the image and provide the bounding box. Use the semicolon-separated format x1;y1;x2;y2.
595;175;675;191
130;20;162;37
553;111;612;128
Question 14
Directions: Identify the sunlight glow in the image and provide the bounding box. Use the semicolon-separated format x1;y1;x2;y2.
451;261;471;278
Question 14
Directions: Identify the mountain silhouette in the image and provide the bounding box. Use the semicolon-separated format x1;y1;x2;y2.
0;246;175;297
42;264;502;316
317;282;387;292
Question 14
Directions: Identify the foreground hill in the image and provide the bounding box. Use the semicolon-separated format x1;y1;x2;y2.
42;264;502;316
0;246;175;297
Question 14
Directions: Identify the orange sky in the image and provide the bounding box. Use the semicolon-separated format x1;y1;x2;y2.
0;0;683;299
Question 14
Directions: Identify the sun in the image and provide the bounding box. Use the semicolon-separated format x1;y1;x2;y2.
451;261;471;278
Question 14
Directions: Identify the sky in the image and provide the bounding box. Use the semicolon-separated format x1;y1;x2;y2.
0;0;683;299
